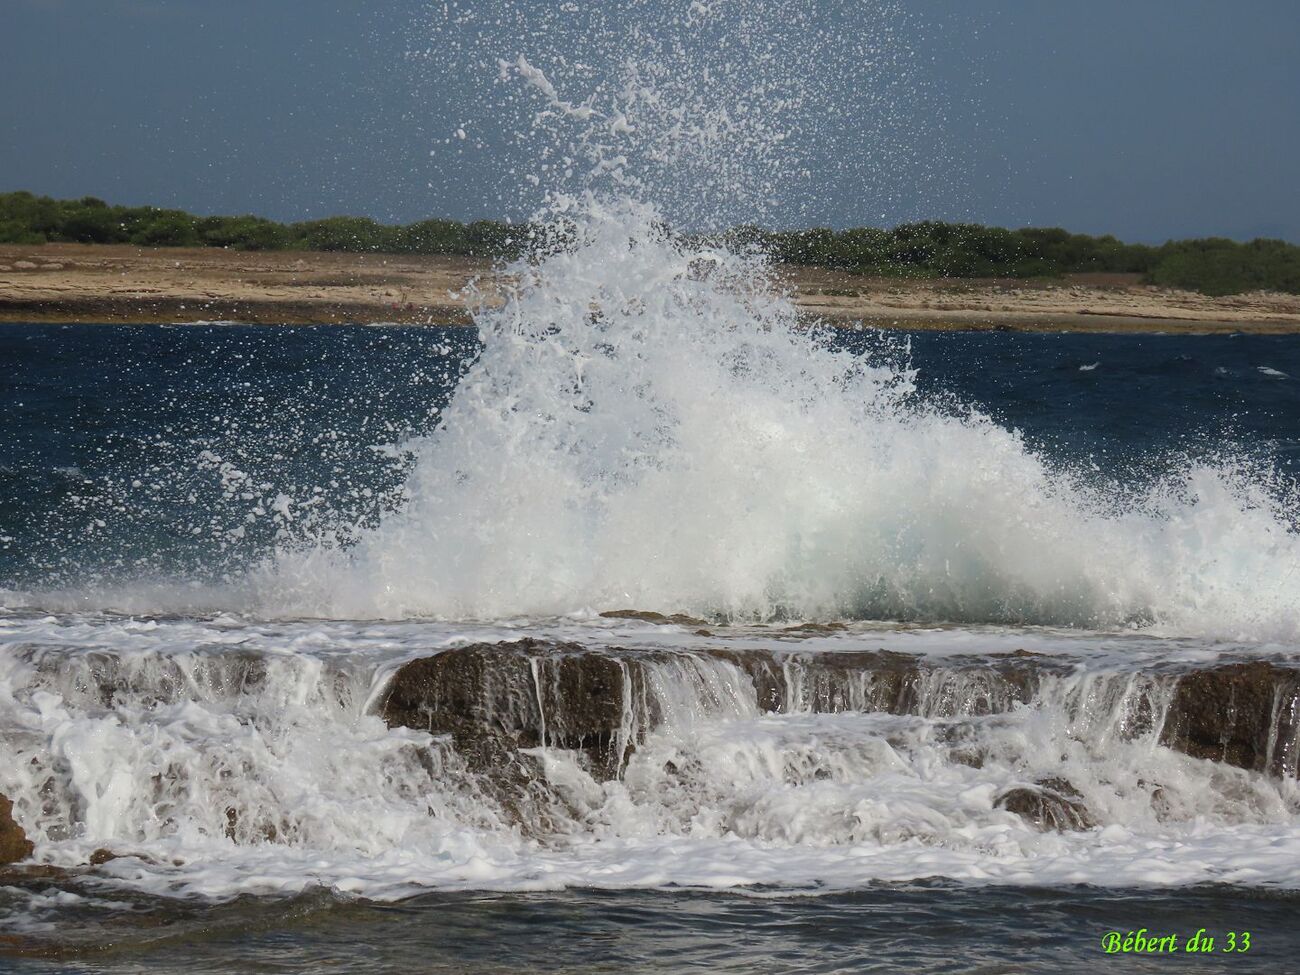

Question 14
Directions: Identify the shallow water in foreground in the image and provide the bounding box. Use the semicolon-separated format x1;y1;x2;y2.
3;884;1297;974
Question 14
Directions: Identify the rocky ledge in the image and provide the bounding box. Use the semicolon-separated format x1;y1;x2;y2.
1159;661;1300;778
378;641;1300;832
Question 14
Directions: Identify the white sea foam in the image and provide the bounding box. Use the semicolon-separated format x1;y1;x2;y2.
226;194;1300;644
2;613;1299;904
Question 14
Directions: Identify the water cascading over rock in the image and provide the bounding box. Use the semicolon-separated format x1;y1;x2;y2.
376;640;1300;837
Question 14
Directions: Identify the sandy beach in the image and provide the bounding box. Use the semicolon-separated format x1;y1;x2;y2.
2;241;1298;332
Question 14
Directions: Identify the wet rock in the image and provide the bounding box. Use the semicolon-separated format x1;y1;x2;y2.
0;863;67;883
797;650;923;714
780;622;849;634
704;649;923;715
379;640;667;833
380;642;1283;839
1149;785;1173;820
599;609;710;627
995;779;1096;831
921;663;1038;718
381;640;637;780
707;649;785;712
0;794;34;864
89;848;162;866
1160;662;1300;777
382;644;1047;780
948;748;986;769
721;649;1036;718
45;649;269;711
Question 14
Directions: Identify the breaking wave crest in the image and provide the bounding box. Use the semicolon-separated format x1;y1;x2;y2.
248;197;1300;640
5;2;1298;642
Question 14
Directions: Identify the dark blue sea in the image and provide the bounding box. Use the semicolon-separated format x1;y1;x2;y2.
4;324;1297;592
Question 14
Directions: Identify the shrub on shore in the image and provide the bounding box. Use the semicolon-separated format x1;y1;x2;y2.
1;190;1296;296
729;223;1161;279
1146;238;1300;297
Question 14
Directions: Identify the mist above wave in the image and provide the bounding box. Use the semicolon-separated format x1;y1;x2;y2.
275;6;1300;636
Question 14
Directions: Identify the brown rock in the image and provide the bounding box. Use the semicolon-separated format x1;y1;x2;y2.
89;848;163;866
717;649;1036;718
380;640;637;780
598;609;710;627
1159;662;1300;777
0;794;34;864
379;640;670;833
707;648;786;712
995;779;1096;831
948;748;986;769
794;650;923;714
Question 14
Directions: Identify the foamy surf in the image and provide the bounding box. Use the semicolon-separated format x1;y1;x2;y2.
2;611;1299;908
205;196;1298;645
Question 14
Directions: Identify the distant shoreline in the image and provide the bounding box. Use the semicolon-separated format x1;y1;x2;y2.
3;242;1299;333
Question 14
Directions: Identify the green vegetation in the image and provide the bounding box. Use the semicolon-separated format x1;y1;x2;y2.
0;192;525;259
3;191;1298;296
725;223;1300;296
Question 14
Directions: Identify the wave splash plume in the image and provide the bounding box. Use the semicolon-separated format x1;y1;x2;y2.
257;190;1300;640
239;4;1300;638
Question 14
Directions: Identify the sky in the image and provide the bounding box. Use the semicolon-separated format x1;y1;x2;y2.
2;0;1297;242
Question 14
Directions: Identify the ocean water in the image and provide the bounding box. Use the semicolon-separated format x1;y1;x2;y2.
3;884;1299;974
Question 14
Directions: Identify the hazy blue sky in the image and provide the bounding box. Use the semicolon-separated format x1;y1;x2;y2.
3;0;1297;241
